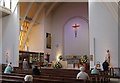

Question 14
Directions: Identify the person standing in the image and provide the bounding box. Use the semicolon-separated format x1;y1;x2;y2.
102;60;109;71
23;59;28;70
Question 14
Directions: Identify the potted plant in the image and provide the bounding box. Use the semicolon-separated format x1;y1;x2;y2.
43;62;48;67
54;62;62;69
81;55;88;63
81;55;89;70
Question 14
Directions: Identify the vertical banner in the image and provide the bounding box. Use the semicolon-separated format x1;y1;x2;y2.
46;33;51;49
90;55;93;61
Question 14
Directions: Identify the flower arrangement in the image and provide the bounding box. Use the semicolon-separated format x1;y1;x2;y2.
81;55;88;63
43;62;48;67
54;62;62;69
59;56;63;60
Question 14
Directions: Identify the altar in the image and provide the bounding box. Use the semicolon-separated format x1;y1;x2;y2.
52;61;68;69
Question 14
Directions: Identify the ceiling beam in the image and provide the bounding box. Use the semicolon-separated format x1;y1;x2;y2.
21;2;46;49
20;2;33;27
46;2;58;16
20;16;40;24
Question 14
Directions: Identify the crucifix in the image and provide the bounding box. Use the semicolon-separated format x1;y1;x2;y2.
72;24;80;37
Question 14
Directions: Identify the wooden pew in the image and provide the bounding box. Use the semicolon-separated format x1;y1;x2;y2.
1;75;62;83
14;69;78;78
1;74;90;83
4;72;111;83
15;68;79;76
4;68;111;83
110;67;120;78
14;69;111;81
0;78;23;83
4;72;109;83
2;73;76;82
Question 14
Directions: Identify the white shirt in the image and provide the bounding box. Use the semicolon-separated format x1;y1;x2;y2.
76;71;90;80
24;75;33;82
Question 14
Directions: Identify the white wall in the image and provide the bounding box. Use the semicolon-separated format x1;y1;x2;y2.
0;17;2;62
2;5;19;67
89;2;118;68
52;2;88;61
28;23;45;52
28;11;52;53
64;17;88;57
28;11;53;61
44;14;52;61
0;16;2;72
118;4;120;67
28;11;45;52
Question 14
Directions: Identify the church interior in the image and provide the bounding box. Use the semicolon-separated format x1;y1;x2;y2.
0;0;120;83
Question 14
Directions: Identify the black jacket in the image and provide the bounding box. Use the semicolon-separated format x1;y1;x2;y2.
102;61;109;71
32;68;40;75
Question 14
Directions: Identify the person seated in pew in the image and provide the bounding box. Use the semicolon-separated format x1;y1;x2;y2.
76;67;90;80
32;66;40;75
4;62;14;74
24;75;33;83
91;66;99;74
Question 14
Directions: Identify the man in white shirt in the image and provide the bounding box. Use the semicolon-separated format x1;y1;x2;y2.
24;75;33;83
76;67;90;80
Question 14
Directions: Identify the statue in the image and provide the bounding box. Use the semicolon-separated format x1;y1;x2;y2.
105;50;110;65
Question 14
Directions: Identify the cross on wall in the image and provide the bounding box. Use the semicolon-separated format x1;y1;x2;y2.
72;24;80;37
